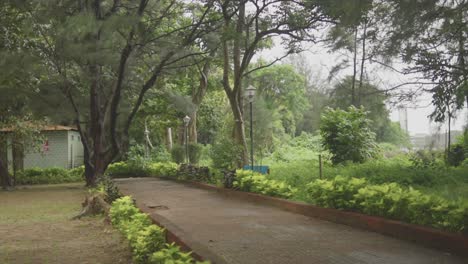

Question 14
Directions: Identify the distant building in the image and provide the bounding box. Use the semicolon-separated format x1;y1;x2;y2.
1;125;84;169
398;107;408;133
410;130;463;150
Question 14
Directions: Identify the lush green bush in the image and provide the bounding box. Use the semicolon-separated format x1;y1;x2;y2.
151;145;172;163
305;176;468;233
133;225;166;264
94;175;121;203
268;155;468;191
107;161;148;178
109;196;141;226
320;106;378;164
15;166;84;185
305;176;367;210
147;162;178;177
188;143;203;164
210;136;243;170
234;170;296;199
106;161;178;178
447;143;466;167
109;196;207;264
171;144;186;164
149;242;209;264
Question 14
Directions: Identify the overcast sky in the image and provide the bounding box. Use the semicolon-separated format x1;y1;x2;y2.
260;40;467;136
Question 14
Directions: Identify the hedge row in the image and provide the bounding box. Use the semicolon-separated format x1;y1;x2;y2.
234;170;297;199
109;196;209;264
15;166;84;185
106;162;178;178
305;176;468;233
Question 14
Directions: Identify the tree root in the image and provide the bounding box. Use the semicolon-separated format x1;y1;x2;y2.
72;194;111;220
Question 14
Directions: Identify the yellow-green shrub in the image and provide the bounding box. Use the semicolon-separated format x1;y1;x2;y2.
305;176;468;233
234;170;296;199
110;196;208;263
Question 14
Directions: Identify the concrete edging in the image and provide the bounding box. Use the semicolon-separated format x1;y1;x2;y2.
183;180;468;257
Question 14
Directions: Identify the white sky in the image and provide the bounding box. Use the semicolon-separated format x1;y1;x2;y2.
260;40;467;136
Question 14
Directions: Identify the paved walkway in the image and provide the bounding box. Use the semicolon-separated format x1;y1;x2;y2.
116;178;466;264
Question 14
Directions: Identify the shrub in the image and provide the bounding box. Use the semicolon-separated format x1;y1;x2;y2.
106;161;178;178
106;161;148;178
110;196;207;264
171;145;186;164
177;164;212;182
234;170;296;199
95;175;121;203
188;143;203;164
149;243;209;264
320;106;378;164
447;144;466;167
133;225;166;264
151;145;172;163
15;166;84;185
147;162;178;177
305;176;468;233
210;137;243;170
305;176;367;210
109;196;140;227
409;150;445;170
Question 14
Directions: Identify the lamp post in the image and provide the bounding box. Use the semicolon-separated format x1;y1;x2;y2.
245;85;256;171
183;115;191;164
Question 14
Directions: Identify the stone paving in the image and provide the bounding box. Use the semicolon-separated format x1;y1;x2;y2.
116;178;467;264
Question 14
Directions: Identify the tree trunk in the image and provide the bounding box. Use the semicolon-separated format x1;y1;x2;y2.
12;141;24;184
228;93;249;166
188;51;214;144
188;111;198;144
0;137;11;189
220;2;249;167
166;127;173;150
351;27;358;106
358;20;367;106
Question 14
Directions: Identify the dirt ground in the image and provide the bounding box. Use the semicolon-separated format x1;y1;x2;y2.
0;183;132;264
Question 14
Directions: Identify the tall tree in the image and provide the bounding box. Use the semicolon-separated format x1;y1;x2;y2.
387;0;468;133
329;76;392;142
250;63;309;136
217;0;343;165
19;0;215;185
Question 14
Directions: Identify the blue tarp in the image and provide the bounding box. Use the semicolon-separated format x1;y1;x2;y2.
243;165;269;174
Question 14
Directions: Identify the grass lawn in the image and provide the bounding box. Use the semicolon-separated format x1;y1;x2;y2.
0;183;132;264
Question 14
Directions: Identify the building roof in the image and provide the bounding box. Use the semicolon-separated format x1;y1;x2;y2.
0;125;78;132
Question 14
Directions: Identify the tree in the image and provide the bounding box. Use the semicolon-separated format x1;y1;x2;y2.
18;0;216;185
286;54;330;133
329;76;392;142
216;0;340;166
250;63;309;136
0;116;43;189
320;106;378;164
387;0;468;135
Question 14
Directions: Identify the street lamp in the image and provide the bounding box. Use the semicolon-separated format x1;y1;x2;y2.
245;85;256;171
183;115;191;164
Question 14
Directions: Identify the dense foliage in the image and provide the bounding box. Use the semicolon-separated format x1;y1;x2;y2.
15;166;84;185
106;162;178;179
320;106;378;164
109;196;209;264
305;176;468;233
234;170;297;199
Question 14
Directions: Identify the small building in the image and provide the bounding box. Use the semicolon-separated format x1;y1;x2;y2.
2;125;84;169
